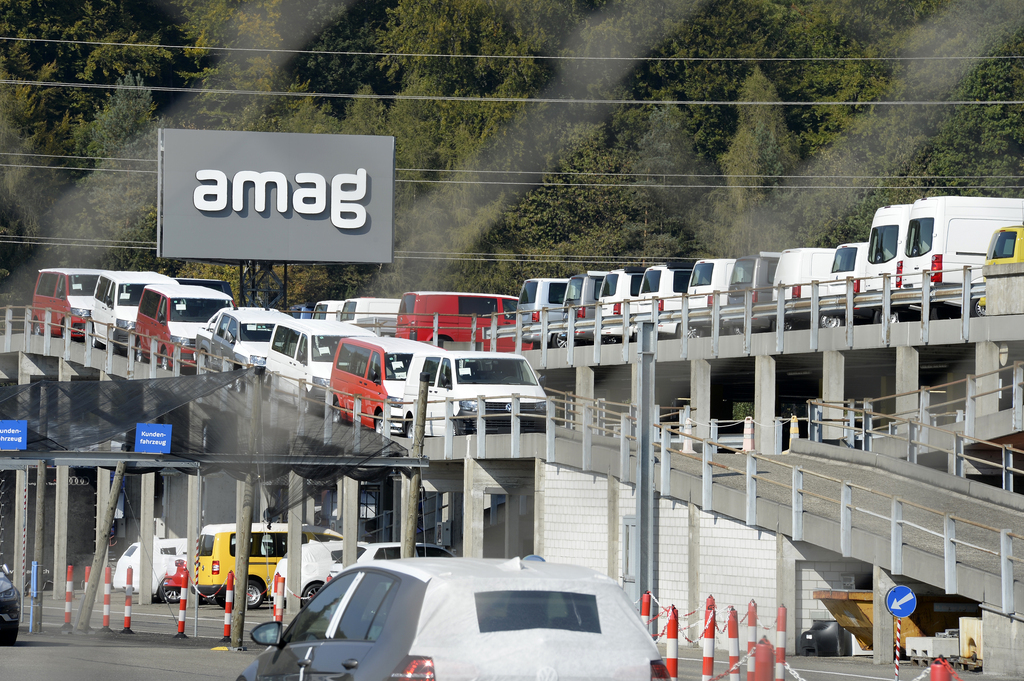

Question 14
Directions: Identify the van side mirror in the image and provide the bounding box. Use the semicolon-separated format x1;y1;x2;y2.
250;620;284;647
369;368;381;384
440;375;452;390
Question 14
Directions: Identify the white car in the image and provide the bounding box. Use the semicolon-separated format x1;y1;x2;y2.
327;542;454;579
598;267;647;341
272;540;351;601
112;537;187;598
90;270;177;349
195;307;293;371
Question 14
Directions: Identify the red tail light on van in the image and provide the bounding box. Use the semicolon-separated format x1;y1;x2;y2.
931;254;943;283
531;311;540;322
212;560;220;575
792;285;802;299
613;303;621;316
707;295;714;306
896;261;903;288
657;299;664;312
576;307;585;319
853;279;861;294
751;290;759;304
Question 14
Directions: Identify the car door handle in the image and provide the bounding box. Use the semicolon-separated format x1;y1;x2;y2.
342;659;359;670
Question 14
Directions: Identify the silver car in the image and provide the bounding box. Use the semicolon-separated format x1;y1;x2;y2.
0;565;19;646
238;558;666;681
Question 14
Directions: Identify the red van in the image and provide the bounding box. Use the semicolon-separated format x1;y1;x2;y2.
31;268;107;339
329;336;438;432
134;283;234;369
395;292;519;351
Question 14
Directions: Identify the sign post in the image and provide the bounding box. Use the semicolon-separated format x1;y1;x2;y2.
885;585;917;681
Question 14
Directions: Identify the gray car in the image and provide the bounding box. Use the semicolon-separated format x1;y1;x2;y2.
0;565;19;646
238;558;665;681
556;270;607;346
195;307;292;371
517;278;569;349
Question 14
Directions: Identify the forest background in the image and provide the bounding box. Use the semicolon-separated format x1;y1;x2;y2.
0;0;1022;306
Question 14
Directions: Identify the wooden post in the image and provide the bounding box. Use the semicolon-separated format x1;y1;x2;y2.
402;372;429;559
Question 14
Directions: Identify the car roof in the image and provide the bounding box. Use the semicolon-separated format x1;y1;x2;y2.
274;318;377;337
200;523;339;535
342;556;616;585
98;271;177;284
39;268;108;276
404;291;517;299
338;336;438;353
143;283;234;299
434;350;529;360
218;307;292;323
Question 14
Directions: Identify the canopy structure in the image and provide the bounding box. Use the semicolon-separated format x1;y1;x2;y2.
0;368;419;497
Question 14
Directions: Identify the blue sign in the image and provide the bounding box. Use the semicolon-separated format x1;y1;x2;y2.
135;423;172;454
0;420;27;450
885;585;917;618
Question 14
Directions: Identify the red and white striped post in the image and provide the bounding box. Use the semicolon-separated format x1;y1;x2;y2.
746;600;757;681
640;591;651;631
894;617;901;681
220;571;234;643
727;607;740;681
83;566;91;591
701;595;716;681
743;416;754;452
273;574;284;623
60;565;73;632
101;567;112;631
754;637;773;681
174;576;188;638
774;605;787;681
121;566;135;634
666;606;678;681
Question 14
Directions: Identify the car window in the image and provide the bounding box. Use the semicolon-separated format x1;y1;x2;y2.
420;356;441;385
311;335;341;363
312;303;328;320
36;272;58;297
519;281;537;305
296;335;308;366
272;326;300;358
424;547;451;557
332;571;400;641
459;296;499;316
671;270;689;293
70;274;99;295
384;353;412;381
199;535;214;557
438;359;452;388
285;571;359;643
138;290;161;320
124;545;137;557
690;263;714;288
906;217;934;258
159;547;178;555
98;278;114;307
239;322;273;342
369;352;382;382
989;230;1017;260
156;297;167;324
226;317;239;342
868;224;899;265
565;276;584;304
547;282;567;305
118;283;147;306
341;301;357;321
629;274;643;297
831;248;859;274
454;357;538;386
730;260;754;286
336;344;372;378
381;546;402;560
475;591;601;634
55;275;66;299
169;297;230;323
216;314;231;340
601;273;618;298
640;270;660;295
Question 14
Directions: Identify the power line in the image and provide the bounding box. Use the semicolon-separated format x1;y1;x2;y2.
0;151;154;163
0;35;1020;64
3;76;1024;106
0;162;155;174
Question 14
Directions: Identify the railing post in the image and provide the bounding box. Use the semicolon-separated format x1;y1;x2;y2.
444;397;454;460
540;308;549;369
891;498;903;575
711;293;720;359
323;386;333;443
680;295;689;360
791;467;804;542
840;482;852;557
882;274;891;347
63;316;72;364
845;400;856;449
567;307;575;366
743;288;752;356
965;374;977;439
921;274;931;345
127;331;135;378
1014;362;1024;432
476;396;486;458
173;344;181;377
489;314;498;354
43;309;52;356
582;400;592;472
381;400;390;436
660;422;671;495
845;281;854;349
907;421;917;464
3;307;11;354
432;312;439;347
593;304;603;365
620;410;631;483
150;338;157;379
953;433;965;478
352;396;362;453
1002;445;1013;493
775;418;783;455
546;399;556;463
651;297;659;363
511;394;521;459
810;281;819;352
775;284;784;354
918;389;930;448
105;326;114;375
745;451;757;527
944;514;957;594
1001;529;1014;615
24;305;33;352
863;399;873;451
471;314;478;351
620;300;630;364
961;265;971;342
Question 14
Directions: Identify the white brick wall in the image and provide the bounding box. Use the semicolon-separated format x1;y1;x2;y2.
542;464;609;573
796;559;872;634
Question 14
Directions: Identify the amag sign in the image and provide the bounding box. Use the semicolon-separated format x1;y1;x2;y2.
158;129;394;263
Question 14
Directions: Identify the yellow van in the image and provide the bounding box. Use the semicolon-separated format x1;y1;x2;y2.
980;226;1024;313
195;523;341;608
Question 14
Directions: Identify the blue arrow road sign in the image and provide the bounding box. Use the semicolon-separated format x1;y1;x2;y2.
885;585;917;618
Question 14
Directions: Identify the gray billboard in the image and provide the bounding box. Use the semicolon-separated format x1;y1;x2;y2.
158;129;394;263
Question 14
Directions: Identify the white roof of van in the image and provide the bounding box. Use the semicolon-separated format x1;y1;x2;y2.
143;283;234;300
40;268;109;276
98;271;177;285
200;523;340;535
274;317;376;337
340;336;440;353
223;308;292;323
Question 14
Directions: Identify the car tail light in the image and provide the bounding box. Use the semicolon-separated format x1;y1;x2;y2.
751;290;759;304
325;574;332;583
531;311;539;322
613;303;621;316
651;661;671;680
792;285;802;299
931;254;943;283
392;657;435;680
657;299;664;312
175;559;185;568
212;560;220;575
853;279;861;294
707;295;714;306
896;260;903;288
576;307;585;319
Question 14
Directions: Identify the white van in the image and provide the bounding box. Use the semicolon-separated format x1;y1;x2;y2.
311;300;346;320
598;267;647;342
864;204;913;293
633;263;693;338
517;278;569;348
819;242;868;327
264;318;375;406
683;259;735;336
899;196;1024;294
339;297;402;336
401;351;547;437
91;271;177;349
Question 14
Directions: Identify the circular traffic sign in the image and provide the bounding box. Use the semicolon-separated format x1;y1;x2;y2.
885;585;917;618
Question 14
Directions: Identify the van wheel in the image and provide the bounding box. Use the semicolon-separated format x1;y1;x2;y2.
403;412;414;438
246;578;265;609
331;397;342;424
374;409;384;435
819;314;841;329
971;298;985;317
159;348;171;370
134;338;147;364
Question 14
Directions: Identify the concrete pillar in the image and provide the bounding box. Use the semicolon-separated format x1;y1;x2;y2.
980;608;1024;676
690;359;711;441
342;476;358;567
52;466;68;601
533;460;545;557
186;473;200;604
139;473;155;605
873;565;895;665
895;346;919;417
58;359;72;382
607;476;619;580
17;351;32;386
464;459;484;558
13;468;27;594
287;472;303;612
504;494;520;558
687;502;701;647
575;366;595;401
976;341;1000;415
822;351;845;441
777;534;798;655
754;355;776;455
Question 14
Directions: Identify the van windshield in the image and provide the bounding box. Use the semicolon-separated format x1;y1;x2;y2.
117;283;148;306
340;301;357;321
385;353;413;381
831;247;859;273
867;224;899;264
730;260;755;285
169;297;231;323
70;274;99;295
311;335;341;362
240;323;274;342
690;263;715;288
905;217;934;258
565;276;585;303
455;357;538;386
640;270;661;294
